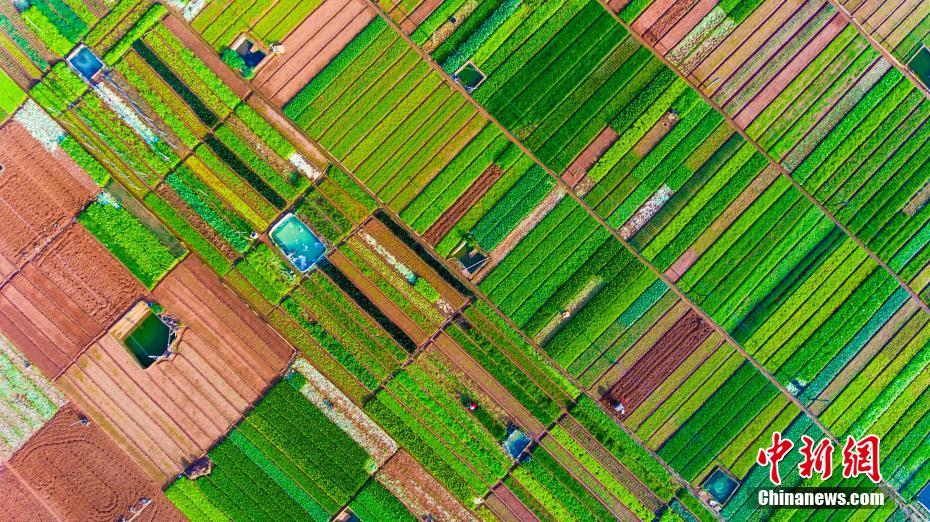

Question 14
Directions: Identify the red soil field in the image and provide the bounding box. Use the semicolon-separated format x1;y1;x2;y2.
56;256;294;484
0;465;54;520
0;224;144;379
657;0;716;51
254;0;375;106
399;0;443;34
631;0;680;36
641;0;700;46
2;404;183;521
488;484;539;522
605;309;713;417
664;247;697;282
733;14;846;127
689;0;805;86
475;188;565;282
607;0;631;13
0;123;96;281
377;449;475;520
632;111;680;157
563;126;619;188
424;165;504;246
692;0;839;121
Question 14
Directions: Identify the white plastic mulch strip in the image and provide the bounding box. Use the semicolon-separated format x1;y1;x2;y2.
178;0;207;20
360;231;417;283
289;153;324;181
620;184;673;240
94;84;160;145
0;333;65;461
291;359;398;466
14;100;65;152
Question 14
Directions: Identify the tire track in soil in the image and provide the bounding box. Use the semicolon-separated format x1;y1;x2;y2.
5;403;183;521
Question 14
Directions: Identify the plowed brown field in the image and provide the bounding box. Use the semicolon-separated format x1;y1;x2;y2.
1;404;183;521
606;309;713;416
0;123;96;280
254;0;375;106
0;224;144;379
56;256;294;484
0;465;54;520
377;449;475;521
424;165;504;246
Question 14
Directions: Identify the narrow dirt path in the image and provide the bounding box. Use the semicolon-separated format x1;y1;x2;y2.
433;330;545;436
328;249;431;345
399;0;443;33
171;7;710;514
596;1;923;513
561;415;665;512
488;484;539;522
353;0;733;514
539;435;639;520
163;15;251;100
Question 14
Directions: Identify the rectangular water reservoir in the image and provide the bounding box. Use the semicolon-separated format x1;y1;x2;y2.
502;429;531;458
908;46;930;89
270;213;326;272
67;45;104;82
702;468;738;504
123;310;172;369
453;62;486;92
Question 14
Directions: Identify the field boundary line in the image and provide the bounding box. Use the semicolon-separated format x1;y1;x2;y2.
596;1;925;512
358;1;758;516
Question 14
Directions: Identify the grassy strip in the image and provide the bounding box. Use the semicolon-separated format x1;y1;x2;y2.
78;200;182;288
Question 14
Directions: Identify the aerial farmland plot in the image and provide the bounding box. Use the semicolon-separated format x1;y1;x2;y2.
1;0;930;520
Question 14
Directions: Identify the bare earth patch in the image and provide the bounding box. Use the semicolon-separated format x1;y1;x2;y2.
2;403;183;521
0;224;144;380
0;122;96;279
254;0;375;106
57;256;294;484
377;449;476;521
